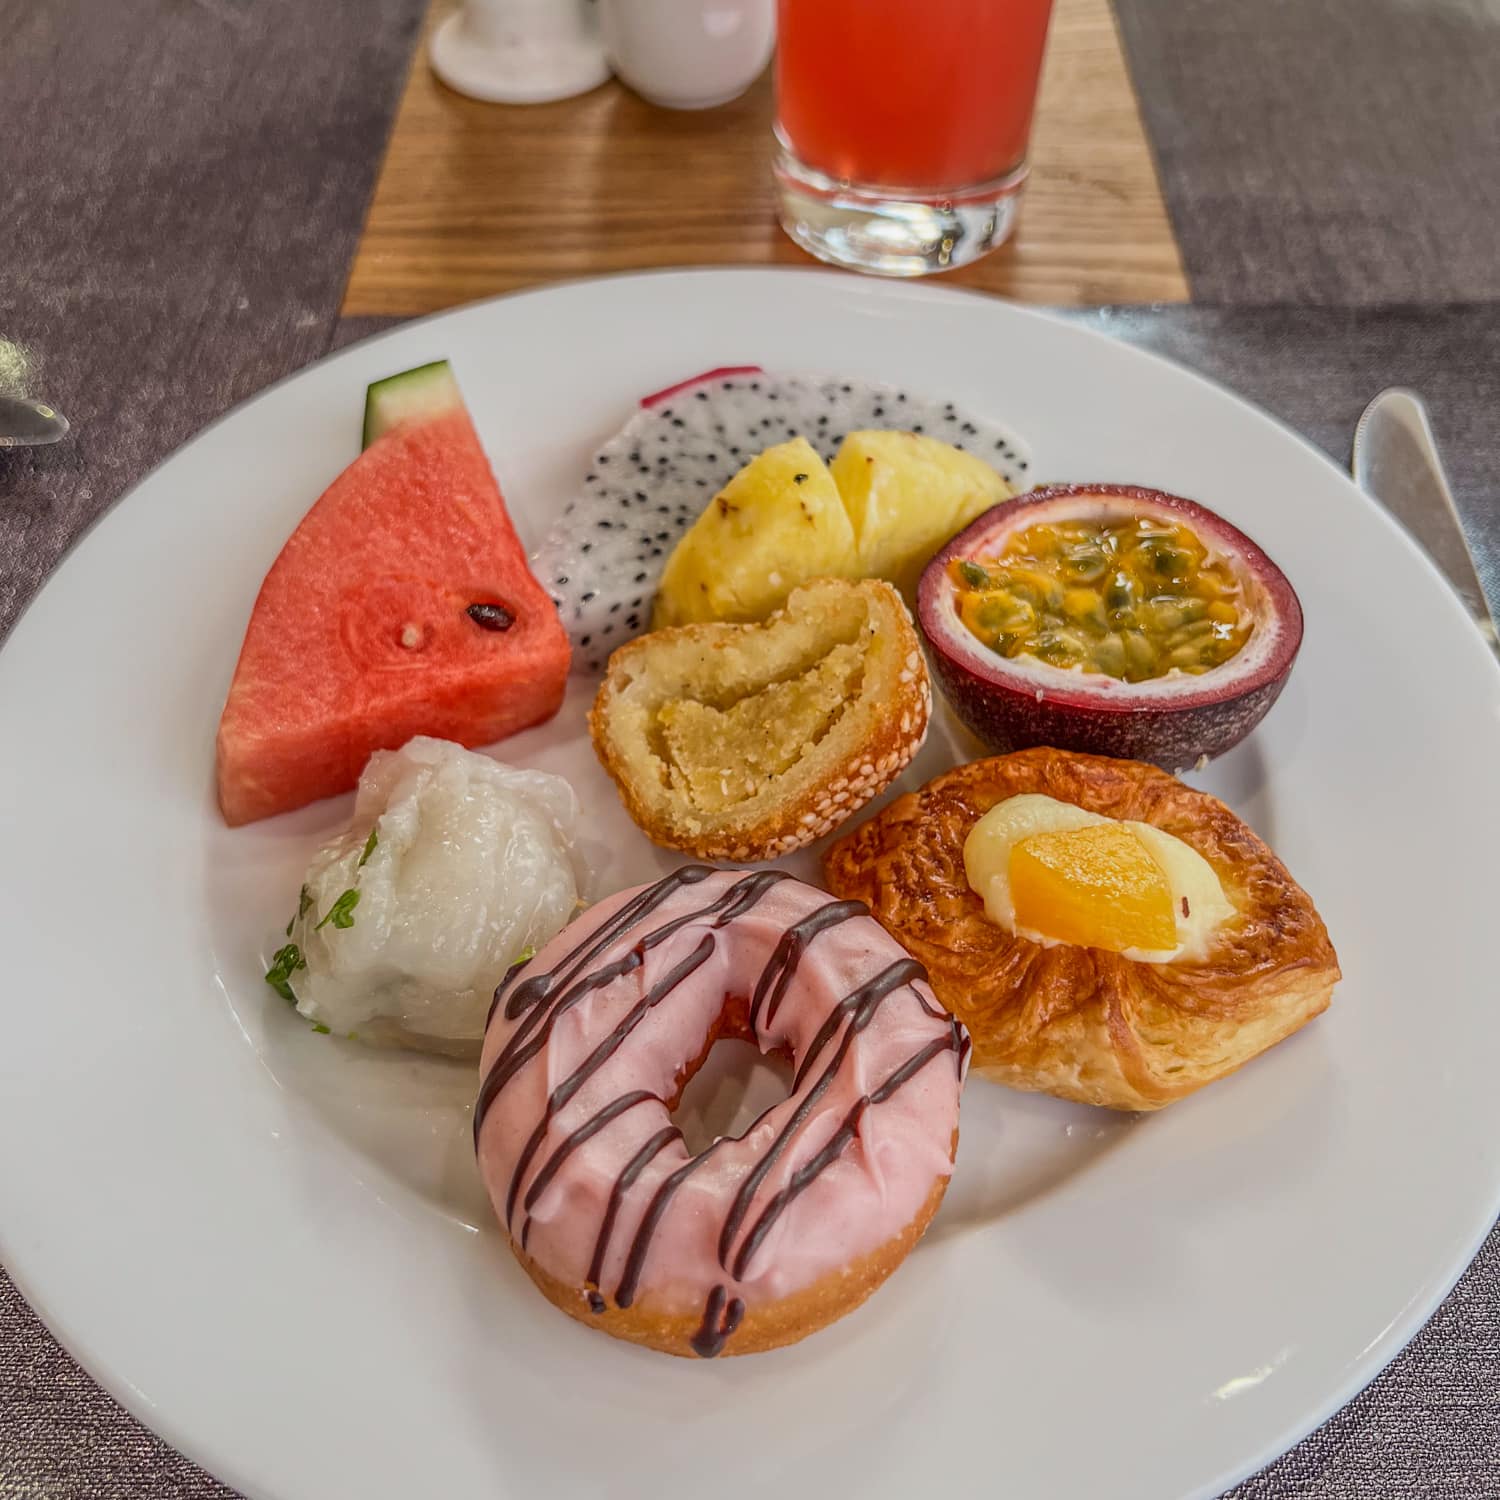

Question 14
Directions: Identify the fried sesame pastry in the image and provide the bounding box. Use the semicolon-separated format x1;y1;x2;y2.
590;578;930;861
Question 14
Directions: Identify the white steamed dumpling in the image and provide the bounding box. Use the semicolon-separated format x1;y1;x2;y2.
273;736;583;1055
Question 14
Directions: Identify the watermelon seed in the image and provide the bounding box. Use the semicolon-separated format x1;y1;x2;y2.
399;623;424;649
467;603;515;632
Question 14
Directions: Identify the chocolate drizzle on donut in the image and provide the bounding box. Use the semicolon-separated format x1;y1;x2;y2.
729;1035;958;1280
690;1285;746;1358
476;865;966;1357
476;868;786;1151
503;934;718;1228
585;1124;682;1308
519;1090;656;1252
749;899;867;1030
717;956;923;1271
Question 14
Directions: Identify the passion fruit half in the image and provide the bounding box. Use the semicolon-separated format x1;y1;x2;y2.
916;485;1303;770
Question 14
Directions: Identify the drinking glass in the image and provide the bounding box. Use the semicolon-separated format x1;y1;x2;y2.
774;0;1057;276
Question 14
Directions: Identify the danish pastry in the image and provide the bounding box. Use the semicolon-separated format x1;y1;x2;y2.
823;748;1339;1110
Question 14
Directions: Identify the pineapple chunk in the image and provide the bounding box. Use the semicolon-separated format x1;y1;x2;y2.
831;430;1011;596
1009;823;1177;954
653;438;858;627
653;428;1011;627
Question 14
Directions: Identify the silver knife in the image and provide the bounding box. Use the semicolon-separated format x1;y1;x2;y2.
1353;388;1498;650
0;394;69;448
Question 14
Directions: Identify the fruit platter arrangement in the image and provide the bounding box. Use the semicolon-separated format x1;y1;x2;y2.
216;357;1338;1360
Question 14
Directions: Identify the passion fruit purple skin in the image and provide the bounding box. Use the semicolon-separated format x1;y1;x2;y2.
916;485;1304;772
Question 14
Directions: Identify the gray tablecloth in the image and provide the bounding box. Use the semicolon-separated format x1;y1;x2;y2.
0;0;424;638
1112;0;1500;305
4;1;1500;1496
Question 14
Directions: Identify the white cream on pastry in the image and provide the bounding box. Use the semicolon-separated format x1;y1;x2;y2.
963;793;1234;963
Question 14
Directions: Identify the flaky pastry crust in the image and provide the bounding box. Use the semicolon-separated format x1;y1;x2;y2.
823;748;1340;1110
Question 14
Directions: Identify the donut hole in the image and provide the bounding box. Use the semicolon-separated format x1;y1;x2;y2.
671;1036;794;1157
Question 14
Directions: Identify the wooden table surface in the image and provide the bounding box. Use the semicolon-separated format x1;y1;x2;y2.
343;0;1189;316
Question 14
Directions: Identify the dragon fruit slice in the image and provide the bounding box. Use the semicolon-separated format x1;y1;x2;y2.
534;367;1032;673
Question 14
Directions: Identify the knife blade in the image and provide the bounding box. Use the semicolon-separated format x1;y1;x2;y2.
1353;387;1498;650
0;394;69;448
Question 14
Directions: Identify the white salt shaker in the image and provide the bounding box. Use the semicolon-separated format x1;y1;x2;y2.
430;0;611;104
598;0;775;110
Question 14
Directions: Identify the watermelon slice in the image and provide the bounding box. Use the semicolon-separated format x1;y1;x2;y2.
215;362;570;826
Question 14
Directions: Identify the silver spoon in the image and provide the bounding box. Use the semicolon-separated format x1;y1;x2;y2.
0;395;69;448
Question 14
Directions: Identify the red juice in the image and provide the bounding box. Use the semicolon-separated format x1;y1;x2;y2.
776;0;1056;192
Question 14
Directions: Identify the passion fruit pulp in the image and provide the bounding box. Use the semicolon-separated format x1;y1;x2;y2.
916;485;1303;771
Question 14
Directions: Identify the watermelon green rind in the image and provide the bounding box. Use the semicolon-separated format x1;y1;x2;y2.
361;359;460;449
217;393;570;826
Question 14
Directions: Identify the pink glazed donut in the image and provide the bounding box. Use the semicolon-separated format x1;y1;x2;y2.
475;865;967;1358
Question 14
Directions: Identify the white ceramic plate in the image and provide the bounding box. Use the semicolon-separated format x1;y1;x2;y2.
3;270;1498;1500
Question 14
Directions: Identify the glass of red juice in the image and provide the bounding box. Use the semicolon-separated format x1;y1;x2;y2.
775;0;1057;275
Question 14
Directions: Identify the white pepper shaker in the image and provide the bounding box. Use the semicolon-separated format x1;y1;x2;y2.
598;0;775;110
430;0;611;104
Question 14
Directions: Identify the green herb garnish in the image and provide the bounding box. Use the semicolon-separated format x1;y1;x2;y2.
265;943;306;1003
958;560;990;590
315;888;360;931
311;1023;331;1035
287;884;314;935
357;828;379;868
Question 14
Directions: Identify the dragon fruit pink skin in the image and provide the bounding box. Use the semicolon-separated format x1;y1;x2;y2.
532;367;1031;673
